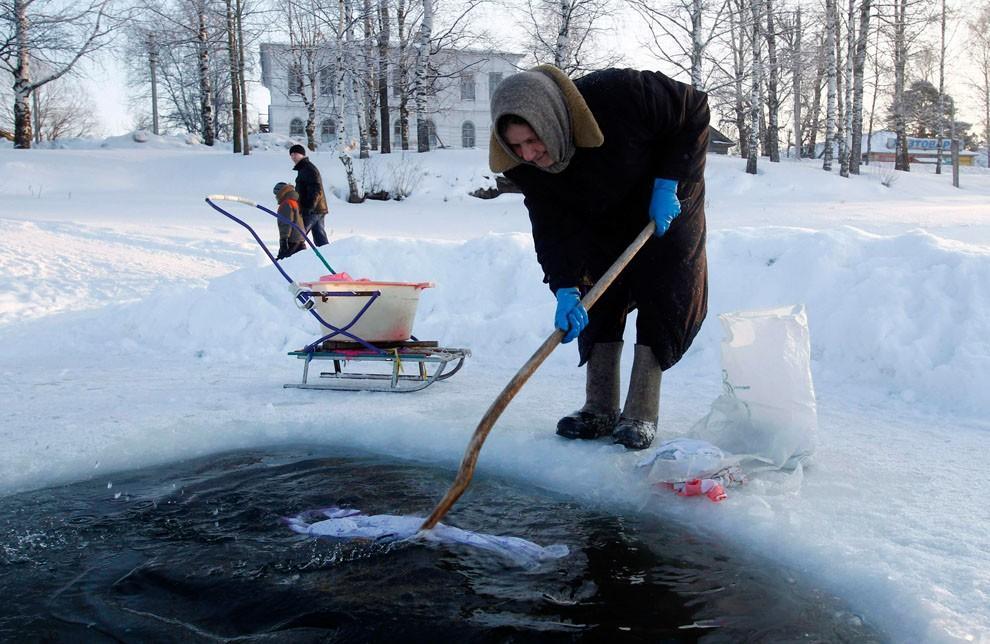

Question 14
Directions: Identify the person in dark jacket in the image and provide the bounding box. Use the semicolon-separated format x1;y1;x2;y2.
273;182;306;260
489;65;709;450
288;144;330;246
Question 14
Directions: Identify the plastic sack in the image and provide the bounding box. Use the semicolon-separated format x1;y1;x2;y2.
690;304;817;470
637;438;727;483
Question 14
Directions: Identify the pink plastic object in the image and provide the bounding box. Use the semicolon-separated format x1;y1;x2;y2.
663;478;727;503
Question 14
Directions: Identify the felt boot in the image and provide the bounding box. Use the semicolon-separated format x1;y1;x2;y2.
556;342;622;440
613;344;661;450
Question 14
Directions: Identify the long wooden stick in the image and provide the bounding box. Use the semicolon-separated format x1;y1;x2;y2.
420;221;657;530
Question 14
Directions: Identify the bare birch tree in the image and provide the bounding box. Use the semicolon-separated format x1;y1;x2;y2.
413;0;433;152
849;0;870;173
823;0;836;171
0;0;117;148
235;0;249;154
286;0;336;151
763;0;780;161
934;0;945;174
837;0;850;177
891;0;909;169
377;0;391;153
362;0;379;150
785;7;801;157
628;0;729;89
971;3;990;168
345;0;369;158
224;0;241;152
746;0;761;174
521;0;620;75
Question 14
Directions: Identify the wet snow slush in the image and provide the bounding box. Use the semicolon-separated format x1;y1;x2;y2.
0;446;883;642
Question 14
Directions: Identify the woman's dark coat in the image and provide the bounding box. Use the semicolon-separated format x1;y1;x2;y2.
503;68;710;370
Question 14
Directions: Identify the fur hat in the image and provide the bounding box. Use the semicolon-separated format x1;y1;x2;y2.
273;181;289;195
288;144;306;156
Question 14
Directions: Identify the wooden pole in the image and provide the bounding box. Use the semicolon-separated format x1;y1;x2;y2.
420;221;658;531
951;139;959;188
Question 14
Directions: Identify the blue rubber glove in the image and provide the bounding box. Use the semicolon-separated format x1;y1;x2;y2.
554;287;588;344
649;178;681;236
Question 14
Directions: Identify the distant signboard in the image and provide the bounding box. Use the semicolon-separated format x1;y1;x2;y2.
884;137;951;151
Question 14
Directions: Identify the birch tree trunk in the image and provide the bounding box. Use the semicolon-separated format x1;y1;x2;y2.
730;0;749;158
747;0;762;174
554;0;572;69
13;0;33;148
808;33;826;161
346;0;370;158
335;0;361;201
396;0;410;150
414;0;433;153
378;0;391;154
236;0;250;154
823;0;836;171
765;0;780;161
225;0;242;153
850;0;870;173
306;50;318;150
197;6;215;146
364;0;379;150
149;33;161;135
893;0;909;171
866;16;880;164
691;0;704;88
792;7;801;158
838;0;851;177
935;0;946;174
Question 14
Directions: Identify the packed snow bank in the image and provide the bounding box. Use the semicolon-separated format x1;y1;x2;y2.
5;225;988;417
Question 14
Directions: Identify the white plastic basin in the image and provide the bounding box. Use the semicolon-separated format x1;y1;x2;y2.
299;274;434;343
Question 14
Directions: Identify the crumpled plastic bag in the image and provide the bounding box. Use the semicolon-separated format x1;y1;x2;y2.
691;304;818;471
637;437;746;502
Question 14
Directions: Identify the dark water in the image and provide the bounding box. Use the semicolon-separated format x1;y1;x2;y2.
0;447;885;643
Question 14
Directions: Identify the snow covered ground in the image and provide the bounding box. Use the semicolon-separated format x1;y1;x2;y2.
2;135;989;642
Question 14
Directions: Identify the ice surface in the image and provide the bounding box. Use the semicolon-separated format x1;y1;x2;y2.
1;141;988;642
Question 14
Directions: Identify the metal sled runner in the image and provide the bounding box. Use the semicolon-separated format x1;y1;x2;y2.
204;194;470;393
286;340;469;393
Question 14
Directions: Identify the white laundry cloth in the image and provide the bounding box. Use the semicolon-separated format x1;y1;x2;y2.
286;507;569;568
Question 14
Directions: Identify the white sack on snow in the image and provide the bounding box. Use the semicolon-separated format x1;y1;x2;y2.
690;304;818;470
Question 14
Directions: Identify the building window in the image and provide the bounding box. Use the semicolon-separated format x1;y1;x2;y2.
290;118;304;138
321;118;337;143
392;66;403;97
488;72;503;98
417;119;438;149
461;121;475;148
394;119;403;140
289;64;303;96
320;67;335;96
460;74;475;101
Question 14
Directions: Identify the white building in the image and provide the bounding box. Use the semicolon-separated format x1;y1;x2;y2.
259;43;524;150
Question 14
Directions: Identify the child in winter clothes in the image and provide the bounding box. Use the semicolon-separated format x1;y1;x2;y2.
273;182;306;260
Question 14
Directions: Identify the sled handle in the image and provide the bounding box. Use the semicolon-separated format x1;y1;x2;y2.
206;194;257;206
420;221;657;531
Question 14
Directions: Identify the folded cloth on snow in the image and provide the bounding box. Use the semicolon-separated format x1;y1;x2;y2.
285;507;569;568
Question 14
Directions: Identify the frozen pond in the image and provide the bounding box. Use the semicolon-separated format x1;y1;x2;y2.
0;446;885;641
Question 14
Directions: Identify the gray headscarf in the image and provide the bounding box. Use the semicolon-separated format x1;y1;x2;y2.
490;70;575;174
